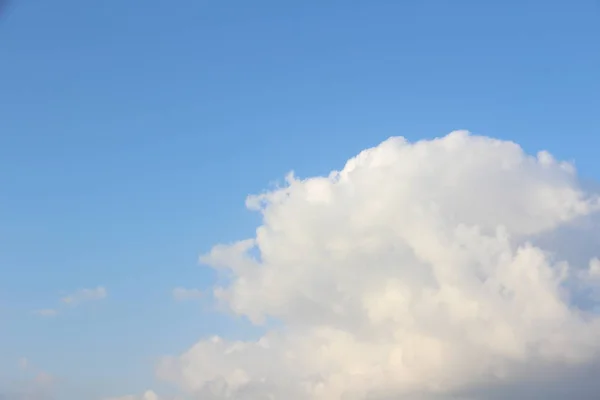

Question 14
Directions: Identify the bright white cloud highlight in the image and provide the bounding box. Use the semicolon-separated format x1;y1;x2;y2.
172;287;203;301
158;131;600;399
61;286;107;305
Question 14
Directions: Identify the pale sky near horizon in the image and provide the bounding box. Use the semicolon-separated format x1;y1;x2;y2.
1;1;599;399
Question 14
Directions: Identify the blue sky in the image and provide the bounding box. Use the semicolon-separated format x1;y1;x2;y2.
0;0;599;399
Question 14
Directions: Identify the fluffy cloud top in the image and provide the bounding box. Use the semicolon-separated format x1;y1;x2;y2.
158;131;600;399
61;286;107;305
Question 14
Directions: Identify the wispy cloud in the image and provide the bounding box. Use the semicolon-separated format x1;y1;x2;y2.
172;287;202;301
33;309;58;317
5;358;56;400
102;390;160;400
61;286;107;305
18;357;28;371
33;286;107;318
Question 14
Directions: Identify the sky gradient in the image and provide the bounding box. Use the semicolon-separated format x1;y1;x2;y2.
1;1;599;399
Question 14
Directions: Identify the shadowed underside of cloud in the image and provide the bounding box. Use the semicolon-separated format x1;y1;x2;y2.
153;131;600;399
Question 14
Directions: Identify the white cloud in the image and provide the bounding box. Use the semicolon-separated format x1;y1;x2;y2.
172;287;203;301
61;286;107;305
157;131;600;399
32;286;106;317
33;309;58;317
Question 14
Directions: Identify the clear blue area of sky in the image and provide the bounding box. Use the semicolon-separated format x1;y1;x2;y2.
0;0;599;398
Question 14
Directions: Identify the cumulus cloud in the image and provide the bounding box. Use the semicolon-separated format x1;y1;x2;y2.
157;131;600;399
172;287;203;301
61;286;107;305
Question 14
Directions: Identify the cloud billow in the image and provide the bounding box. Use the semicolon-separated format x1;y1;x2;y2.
158;131;600;399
